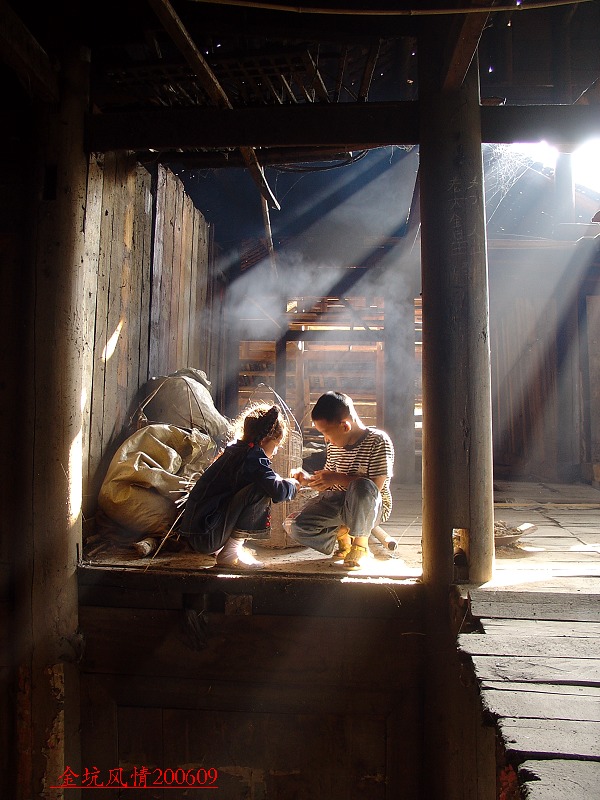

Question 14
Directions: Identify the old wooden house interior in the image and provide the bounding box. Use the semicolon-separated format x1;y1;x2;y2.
2;0;600;798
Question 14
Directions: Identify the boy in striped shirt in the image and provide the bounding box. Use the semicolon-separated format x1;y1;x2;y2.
290;391;394;570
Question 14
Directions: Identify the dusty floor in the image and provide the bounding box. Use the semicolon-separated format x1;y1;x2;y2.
83;478;600;591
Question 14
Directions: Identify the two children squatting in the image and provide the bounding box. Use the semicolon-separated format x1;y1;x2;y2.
178;392;395;571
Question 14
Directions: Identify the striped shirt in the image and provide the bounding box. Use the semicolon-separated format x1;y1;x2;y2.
324;427;394;521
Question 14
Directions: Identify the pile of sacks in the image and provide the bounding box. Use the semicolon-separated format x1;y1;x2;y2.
97;368;232;543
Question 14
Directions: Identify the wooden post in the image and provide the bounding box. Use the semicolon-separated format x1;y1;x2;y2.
555;150;576;226
14;47;90;798
419;56;494;585
383;167;421;484
555;278;581;482
375;342;384;429
418;42;496;794
222;258;243;419
274;336;287;402
294;340;308;426
384;297;417;483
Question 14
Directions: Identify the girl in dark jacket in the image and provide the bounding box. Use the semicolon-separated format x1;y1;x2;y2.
179;403;298;570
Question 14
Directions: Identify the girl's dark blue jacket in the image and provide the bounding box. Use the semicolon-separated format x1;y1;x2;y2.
178;441;297;550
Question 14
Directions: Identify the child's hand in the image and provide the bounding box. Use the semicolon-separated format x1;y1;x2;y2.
309;469;337;491
290;467;311;485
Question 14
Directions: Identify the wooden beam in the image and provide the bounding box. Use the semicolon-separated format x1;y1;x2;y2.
482;103;600;146
147;0;280;209
358;39;381;101
302;50;331;102
260;195;278;277
86;101;418;151
147;0;231;108
139;146;357;168
0;0;58;103
441;2;495;91
241;150;281;210
87;101;600;153
337;297;374;331
334;45;349;103
284;329;382;344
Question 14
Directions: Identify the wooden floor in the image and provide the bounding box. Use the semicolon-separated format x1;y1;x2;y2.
84;478;600;798
456;480;600;799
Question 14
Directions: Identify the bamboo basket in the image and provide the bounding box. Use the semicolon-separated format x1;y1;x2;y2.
244;384;307;548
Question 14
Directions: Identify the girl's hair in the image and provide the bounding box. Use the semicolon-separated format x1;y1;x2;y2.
234;403;288;446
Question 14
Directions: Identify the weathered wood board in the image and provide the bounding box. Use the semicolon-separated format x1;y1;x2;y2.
84;160;211;515
468;590;600;622
78;574;426;800
479;619;600;637
517;759;600;799
149;165;210;379
459;589;600;799
499;718;600;760
459;634;600;659
467;654;600;684
480;684;600;721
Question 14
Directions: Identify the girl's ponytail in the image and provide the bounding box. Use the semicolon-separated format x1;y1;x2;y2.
238;403;287;446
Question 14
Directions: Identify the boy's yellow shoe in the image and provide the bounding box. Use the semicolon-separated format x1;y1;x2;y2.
333;526;352;559
342;544;370;570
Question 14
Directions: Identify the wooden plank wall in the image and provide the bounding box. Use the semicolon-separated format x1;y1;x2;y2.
586;295;600;484
84;153;154;515
78;571;426;800
83;159;212;519
149;165;211;379
490;295;559;480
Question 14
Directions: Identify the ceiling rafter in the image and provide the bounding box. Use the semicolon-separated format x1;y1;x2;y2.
301;49;330;102
441;0;497;90
147;0;280;210
358;39;382;100
333;44;349;102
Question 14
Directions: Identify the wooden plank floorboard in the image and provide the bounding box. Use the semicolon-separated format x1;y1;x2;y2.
459;582;600;799
480;686;600;722
459;634;600;659
499;718;600;760
481;680;600;698
517;759;600;799
468;591;600;622
479;619;600;637
468;654;600;685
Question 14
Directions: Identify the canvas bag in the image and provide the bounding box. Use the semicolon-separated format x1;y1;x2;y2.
98;424;216;535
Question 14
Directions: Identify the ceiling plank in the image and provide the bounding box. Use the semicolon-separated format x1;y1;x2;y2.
147;0;280;209
86;101;600;153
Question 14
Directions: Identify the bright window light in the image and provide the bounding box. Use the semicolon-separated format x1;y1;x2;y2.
572;138;600;194
507;141;558;170
509;139;600;194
